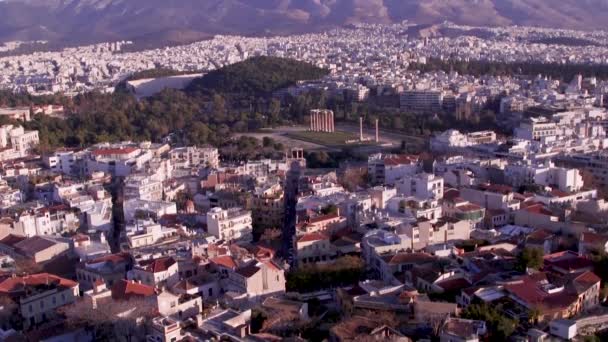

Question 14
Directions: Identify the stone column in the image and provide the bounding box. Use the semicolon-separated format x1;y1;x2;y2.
359;116;364;141
375;118;379;142
331;111;335;132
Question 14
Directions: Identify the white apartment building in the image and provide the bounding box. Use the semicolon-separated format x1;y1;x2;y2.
407;218;472;249
0;207;80;237
123;198;177;223
126;220;177;248
85;145;153;177
0;125;39;160
368;154;420;185
124;174;163;201
169;146;219;169
206;207;253;242
515;118;558;141
505;161;584;193
396;173;444;200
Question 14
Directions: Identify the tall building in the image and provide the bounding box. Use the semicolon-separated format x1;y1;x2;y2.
207;207;253;242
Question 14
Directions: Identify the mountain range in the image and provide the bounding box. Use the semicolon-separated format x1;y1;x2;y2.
1;0;607;45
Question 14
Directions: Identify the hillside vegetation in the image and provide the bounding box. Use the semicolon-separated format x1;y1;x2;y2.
187;56;329;96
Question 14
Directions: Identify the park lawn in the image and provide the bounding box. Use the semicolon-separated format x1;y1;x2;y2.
286;130;362;146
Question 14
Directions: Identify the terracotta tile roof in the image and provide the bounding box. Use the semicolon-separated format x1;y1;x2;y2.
522;203;554;216
0;234;26;247
111;279;155;300
210;255;237;269
87;252;131;265
383;155;418;166
478;183;513;194
546;257;593;273
308;213;339;224
572;271;601;291
14;236;59;255
581;232;608;246
436;278;471;292
457;203;484;212
297;232;328;243
381;252;435;265
140;257;176;273
0;273;77;294
550;189;570;198
443;189;461;201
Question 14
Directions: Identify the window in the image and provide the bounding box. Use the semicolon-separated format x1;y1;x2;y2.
52;297;56;305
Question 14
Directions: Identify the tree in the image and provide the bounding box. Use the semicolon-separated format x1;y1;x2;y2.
262;136;275;148
517;247;544;271
61;298;156;341
461;303;517;340
321;204;338;215
0;297;17;330
268;99;281;126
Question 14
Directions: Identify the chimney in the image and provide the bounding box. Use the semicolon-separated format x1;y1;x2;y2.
360;117;364;141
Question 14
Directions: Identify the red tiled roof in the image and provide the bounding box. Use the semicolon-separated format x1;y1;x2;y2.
381;252;435;265
111;279;155;300
140;257;176;273
297;232;328;243
0;234;26;247
550;189;570;198
73;234;90;242
527;229;554;242
87;252;131;265
479;183;513;194
523;204;554;216
309;213;339;224
581;232;608;246
0;273;77;293
436;278;471;292
443;189;461;201
210;255;237;269
384;155;418;166
457;203;484;212
573;271;601;289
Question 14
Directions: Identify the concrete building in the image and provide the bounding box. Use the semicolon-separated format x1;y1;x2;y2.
400;90;443;112
250;182;285;232
207;207;253;242
169;146;219;169
396;173;444;200
0;273;79;328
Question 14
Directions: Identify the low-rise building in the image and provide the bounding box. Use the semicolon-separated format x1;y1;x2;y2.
0;273;79;328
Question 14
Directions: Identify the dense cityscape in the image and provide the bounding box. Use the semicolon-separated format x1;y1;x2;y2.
1;19;608;342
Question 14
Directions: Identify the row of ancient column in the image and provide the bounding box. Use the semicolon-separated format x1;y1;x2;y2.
309;109;335;132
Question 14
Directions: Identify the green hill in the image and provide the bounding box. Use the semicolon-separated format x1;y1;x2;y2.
187;56;329;96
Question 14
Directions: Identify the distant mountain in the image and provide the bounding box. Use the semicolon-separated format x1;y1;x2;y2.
0;0;607;45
